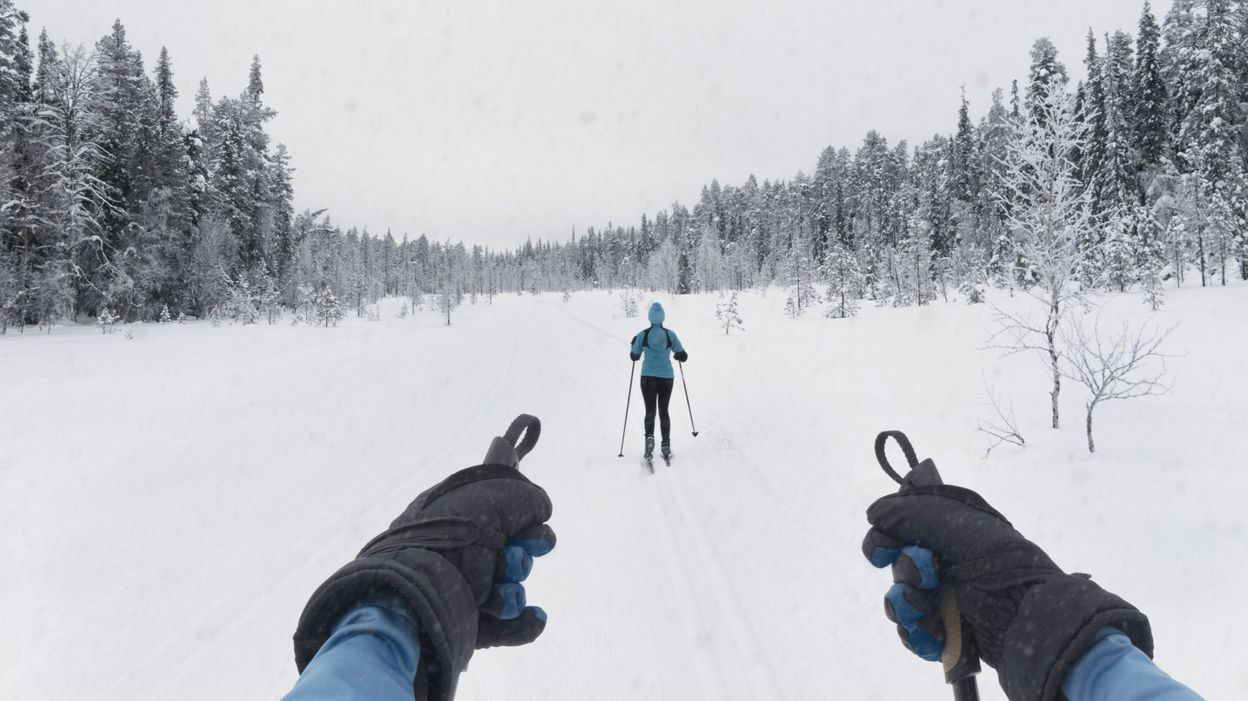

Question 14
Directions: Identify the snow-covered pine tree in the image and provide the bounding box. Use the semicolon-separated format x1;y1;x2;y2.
294;283;313;323
619;288;639;318
1079;30;1107;206
97;307;117;334
1099;215;1137;292
257;266;281;324
1025;38;1068;128
398;301;409;318
226;276;258;324
1174;0;1246;285
1149;159;1191;286
895;215;935;306
782;243;818;318
1097;31;1141;213
715;291;744;334
1141;266;1165;310
1133;2;1169;170
313;286;344;327
950;91;978;205
952;243;989;303
824;244;863;318
646;231;680;294
159;304;172;323
32;45;113;328
438;284;456;326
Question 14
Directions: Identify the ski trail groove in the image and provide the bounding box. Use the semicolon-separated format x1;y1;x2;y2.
665;472;785;697
642;476;736;700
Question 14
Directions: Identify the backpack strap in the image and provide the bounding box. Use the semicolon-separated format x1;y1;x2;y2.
639;326;672;350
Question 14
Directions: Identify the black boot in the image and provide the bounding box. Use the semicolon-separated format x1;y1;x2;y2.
644;435;655;459
661;440;671;459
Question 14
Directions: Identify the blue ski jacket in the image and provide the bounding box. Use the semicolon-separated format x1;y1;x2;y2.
284;603;1201;701
630;303;685;379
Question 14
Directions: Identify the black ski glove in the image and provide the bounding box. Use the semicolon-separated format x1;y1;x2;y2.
630;352;641;361
863;483;1152;701
294;415;555;701
674;351;688;362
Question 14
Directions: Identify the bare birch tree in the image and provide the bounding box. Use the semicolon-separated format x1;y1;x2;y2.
987;86;1091;429
1060;314;1173;453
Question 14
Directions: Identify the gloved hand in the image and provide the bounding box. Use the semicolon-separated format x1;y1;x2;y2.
674;351;688;362
863;483;1152;701
294;416;555;701
630;352;641;361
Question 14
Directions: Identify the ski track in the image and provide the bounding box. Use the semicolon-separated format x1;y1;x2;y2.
664;471;783;697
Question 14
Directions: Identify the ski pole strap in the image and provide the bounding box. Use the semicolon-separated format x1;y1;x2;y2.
503;414;541;461
874;430;918;486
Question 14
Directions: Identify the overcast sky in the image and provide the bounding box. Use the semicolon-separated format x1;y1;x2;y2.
26;0;1169;248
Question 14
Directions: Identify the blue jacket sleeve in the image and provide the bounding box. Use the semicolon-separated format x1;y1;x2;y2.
1061;627;1202;701
282;593;421;701
630;332;643;356
669;330;685;354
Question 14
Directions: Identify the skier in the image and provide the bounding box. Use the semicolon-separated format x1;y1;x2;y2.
628;301;687;465
863;478;1201;700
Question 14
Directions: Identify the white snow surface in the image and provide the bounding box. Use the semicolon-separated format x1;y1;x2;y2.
1;286;1244;700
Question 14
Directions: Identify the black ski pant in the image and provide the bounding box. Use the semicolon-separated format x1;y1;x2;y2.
640;375;674;442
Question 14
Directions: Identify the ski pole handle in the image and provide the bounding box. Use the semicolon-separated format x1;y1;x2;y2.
901;459;981;694
874;431;981;700
941;589;980;700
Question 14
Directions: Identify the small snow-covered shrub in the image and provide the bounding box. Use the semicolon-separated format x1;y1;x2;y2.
98;308;118;334
620;289;639;318
1142;269;1164;311
715;291;744;334
960;281;986;304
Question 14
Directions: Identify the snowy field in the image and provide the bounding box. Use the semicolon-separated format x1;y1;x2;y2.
1;286;1245;700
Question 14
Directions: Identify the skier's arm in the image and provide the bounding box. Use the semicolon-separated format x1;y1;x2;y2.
630;333;642;361
1061;627;1201;701
291;418;556;700
863;480;1201;701
670;331;687;361
283;593;421;701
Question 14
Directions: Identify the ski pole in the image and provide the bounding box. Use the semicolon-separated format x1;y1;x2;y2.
678;362;699;437
617;361;636;457
873;431;980;701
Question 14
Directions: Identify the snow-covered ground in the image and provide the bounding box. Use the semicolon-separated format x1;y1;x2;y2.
1;285;1244;699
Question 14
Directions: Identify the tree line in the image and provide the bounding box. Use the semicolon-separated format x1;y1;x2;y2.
2;0;1246;333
